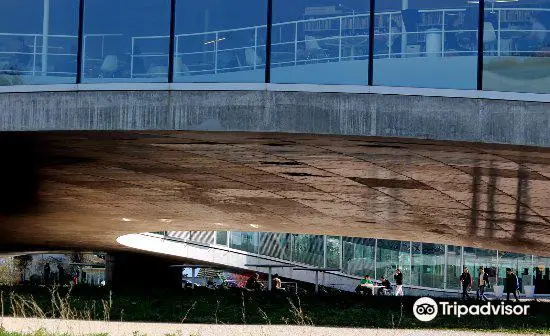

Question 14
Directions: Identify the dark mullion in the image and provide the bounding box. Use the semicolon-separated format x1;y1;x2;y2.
265;0;273;83
477;0;485;90
167;0;177;83
368;0;375;86
75;0;85;84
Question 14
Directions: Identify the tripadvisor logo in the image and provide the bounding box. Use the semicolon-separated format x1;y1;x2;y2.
413;297;530;322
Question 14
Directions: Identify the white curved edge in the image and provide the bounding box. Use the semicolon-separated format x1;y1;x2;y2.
1;82;550;103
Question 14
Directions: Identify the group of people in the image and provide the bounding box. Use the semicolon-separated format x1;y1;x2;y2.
460;266;520;301
355;268;404;296
245;273;285;292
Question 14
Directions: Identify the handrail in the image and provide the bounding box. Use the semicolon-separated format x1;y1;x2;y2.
1;6;550;80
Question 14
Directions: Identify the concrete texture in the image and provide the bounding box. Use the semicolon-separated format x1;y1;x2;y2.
0;317;538;336
1;90;550;148
1;132;550;256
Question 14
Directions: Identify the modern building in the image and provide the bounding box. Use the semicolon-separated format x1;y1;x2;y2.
1;0;550;292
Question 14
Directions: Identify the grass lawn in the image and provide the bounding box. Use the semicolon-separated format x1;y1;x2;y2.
0;285;549;334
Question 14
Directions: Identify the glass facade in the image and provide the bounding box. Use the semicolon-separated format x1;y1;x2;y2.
271;0;370;84
82;0;171;83
1;0;549;93
174;0;267;83
164;230;550;294
483;2;550;93
373;0;478;89
0;0;79;85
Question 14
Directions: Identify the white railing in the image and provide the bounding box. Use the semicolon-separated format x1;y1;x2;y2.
1;7;550;80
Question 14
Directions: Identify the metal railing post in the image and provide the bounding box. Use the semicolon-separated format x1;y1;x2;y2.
388;13;392;58
497;9;501;56
167;0;176;83
32;36;37;77
76;0;85;83
214;32;219;73
338;17;342;61
130;37;135;79
441;10;446;57
294;22;298;65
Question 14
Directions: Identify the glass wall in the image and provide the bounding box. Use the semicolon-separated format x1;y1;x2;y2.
292;234;324;267
1;0;550;96
174;0;267;83
270;0;370;85
483;1;550;93
82;0;171;83
0;0;79;85
230;231;259;254
373;0;478;89
326;236;341;269
259;232;291;260
172;230;550;293
342;237;375;277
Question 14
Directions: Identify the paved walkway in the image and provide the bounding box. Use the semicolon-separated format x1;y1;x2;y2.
0;318;540;336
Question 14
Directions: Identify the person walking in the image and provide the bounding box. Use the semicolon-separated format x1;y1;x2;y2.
477;266;489;301
505;268;520;302
459;267;472;300
394;268;404;296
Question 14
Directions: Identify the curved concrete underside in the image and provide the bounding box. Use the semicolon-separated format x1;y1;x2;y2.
1;131;550;256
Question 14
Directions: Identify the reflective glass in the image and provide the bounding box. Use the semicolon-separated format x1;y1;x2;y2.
0;0;78;85
410;242;445;288
175;0;267;83
82;0;170;83
326;236;341;269
373;0;478;89
271;0;370;84
463;248;497;292
483;1;550;93
533;256;550;294
189;231;214;244
216;231;228;246
376;239;410;282
230;231;259;254
259;232;291;260
342;237;375;277
292;234;324;267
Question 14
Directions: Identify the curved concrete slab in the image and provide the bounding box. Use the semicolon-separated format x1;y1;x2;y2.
0;131;549;256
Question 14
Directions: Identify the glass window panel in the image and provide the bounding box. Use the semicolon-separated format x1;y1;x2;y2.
0;0;78;85
483;2;550;93
342;237;375;276
373;0;478;89
189;231;214;244
215;231;228;246
259;232;291;260
230;231;259;254
375;239;410;282
533;256;550;294
82;0;170;83
271;0;370;84
462;247;497;292
326;236;341;269
292;234;324;267
175;0;267;83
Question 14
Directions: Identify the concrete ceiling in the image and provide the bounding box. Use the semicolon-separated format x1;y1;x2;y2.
1;131;550;256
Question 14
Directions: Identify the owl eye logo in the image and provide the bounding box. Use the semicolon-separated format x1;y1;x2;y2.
415;303;436;315
413;297;438;322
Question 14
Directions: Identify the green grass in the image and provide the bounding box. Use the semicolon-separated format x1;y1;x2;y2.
0;285;549;334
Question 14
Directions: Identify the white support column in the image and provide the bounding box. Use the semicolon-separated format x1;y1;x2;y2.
315;271;319;294
267;266;273;291
323;235;327;268
41;0;50;76
339;236;343;271
444;244;448;289
374;239;378;279
496;250;500;285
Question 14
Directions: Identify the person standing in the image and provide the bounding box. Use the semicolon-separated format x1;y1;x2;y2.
477;266;489;301
505;268;520;302
394;268;404;296
459;267;472;300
